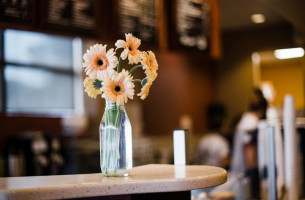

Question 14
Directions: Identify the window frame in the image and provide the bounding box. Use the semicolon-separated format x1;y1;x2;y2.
0;29;84;117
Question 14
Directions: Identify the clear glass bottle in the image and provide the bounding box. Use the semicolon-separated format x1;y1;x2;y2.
99;101;132;176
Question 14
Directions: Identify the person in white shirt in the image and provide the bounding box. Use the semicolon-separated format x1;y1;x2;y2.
198;103;230;168
230;88;268;198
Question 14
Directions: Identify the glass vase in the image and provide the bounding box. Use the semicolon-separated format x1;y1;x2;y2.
99;100;132;176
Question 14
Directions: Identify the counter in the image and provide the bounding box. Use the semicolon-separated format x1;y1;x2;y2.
0;164;227;200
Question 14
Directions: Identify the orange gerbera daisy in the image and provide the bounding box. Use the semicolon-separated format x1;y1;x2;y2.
137;79;153;100
141;51;158;81
101;69;135;106
83;44;118;80
115;33;142;64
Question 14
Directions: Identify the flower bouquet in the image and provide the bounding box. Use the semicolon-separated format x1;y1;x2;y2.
82;33;158;176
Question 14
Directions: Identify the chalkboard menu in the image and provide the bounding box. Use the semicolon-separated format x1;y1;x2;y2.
118;0;156;43
176;0;210;50
45;0;95;33
0;0;31;23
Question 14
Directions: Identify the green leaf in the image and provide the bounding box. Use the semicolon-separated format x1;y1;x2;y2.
141;78;148;86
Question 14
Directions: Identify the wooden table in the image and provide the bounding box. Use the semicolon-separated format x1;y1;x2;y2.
0;164;227;200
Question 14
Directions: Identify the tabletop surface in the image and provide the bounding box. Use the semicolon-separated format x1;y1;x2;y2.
0;164;227;200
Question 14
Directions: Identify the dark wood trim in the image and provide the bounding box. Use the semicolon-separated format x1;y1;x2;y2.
4;61;74;75
37;0;99;39
131;191;191;200
99;0;118;42
156;0;168;51
167;0;178;50
67;191;191;200
210;0;222;59
0;115;62;153
0;30;5;116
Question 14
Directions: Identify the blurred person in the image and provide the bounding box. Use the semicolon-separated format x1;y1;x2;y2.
259;81;285;198
230;88;268;198
260;81;282;120
198;103;230;168
231;88;268;173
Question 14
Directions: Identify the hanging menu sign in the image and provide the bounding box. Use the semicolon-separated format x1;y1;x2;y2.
0;0;31;22
177;0;210;50
118;0;156;43
45;0;95;33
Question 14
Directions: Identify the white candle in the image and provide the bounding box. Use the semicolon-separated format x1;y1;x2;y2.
173;130;188;165
283;95;299;200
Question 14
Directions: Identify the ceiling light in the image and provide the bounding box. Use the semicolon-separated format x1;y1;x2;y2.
251;14;266;24
274;47;304;59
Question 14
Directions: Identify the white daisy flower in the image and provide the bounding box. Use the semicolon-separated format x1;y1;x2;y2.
101;69;135;106
115;33;142;64
83;44;118;80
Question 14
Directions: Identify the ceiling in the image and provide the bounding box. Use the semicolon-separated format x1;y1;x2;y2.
219;0;305;34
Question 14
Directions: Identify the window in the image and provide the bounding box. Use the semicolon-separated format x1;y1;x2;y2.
0;29;83;116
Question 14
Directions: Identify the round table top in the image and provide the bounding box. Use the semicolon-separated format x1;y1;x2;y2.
0;164;227;200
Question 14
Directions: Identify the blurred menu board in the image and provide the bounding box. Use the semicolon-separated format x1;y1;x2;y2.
45;0;95;32
118;0;156;43
0;0;31;22
177;0;210;50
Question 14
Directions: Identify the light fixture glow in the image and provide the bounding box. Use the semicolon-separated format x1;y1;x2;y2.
251;52;260;64
251;14;266;24
274;47;304;59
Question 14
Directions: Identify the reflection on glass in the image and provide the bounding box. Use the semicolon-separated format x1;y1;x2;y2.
4;29;73;69
5;65;74;113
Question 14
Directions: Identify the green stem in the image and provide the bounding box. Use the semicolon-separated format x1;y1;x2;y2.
102;104;121;175
106;109;109;125
117;57;121;73
114;106;120;127
129;65;143;75
132;79;142;83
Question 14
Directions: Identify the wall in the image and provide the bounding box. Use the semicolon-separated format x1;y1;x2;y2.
215;24;295;125
261;59;305;110
143;51;215;135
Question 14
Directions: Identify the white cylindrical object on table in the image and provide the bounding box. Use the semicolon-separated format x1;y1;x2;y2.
283;95;299;200
173;130;189;165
